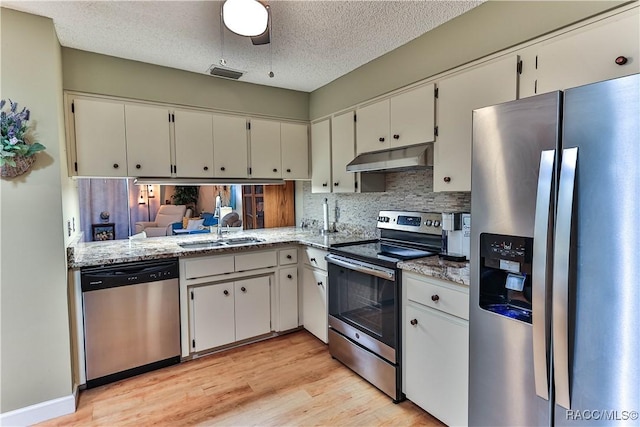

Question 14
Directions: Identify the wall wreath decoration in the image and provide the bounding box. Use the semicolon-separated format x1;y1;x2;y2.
1;99;46;178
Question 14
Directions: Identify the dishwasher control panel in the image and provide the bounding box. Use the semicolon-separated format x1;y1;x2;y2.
81;258;179;291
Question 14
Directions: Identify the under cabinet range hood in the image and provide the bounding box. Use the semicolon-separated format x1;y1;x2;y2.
346;143;434;173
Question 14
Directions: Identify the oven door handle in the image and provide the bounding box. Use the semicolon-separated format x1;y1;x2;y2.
325;255;396;281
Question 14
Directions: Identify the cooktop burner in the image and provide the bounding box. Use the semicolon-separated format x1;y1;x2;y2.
331;241;439;265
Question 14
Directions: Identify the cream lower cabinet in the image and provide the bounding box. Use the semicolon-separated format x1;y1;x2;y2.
403;272;469;427
190;276;271;352
302;247;329;343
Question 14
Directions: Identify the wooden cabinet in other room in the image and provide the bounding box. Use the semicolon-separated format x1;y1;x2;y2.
435;55;518;192
356;83;435;155
124;103;172;177
242;182;295;229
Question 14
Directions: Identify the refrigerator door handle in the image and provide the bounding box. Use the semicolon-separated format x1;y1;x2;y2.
532;149;555;401
553;146;578;410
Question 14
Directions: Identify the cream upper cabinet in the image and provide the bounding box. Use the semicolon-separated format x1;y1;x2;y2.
389;83;435;148
310;118;331;193
356;99;389;154
331;110;356;193
174;110;214;178
281;122;309;180
435;55;518;192
250;119;282;178
73;98;128;177
213;114;248;178
124;104;172;177
537;10;639;95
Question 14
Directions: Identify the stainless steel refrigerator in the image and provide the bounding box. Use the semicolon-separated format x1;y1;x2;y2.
469;74;639;426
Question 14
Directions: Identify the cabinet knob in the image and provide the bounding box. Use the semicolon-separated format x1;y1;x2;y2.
223;290;229;296
355;333;360;339
203;166;209;171
379;137;385;142
273;168;278;173
241;286;247;293
317;281;323;286
286;254;292;259
393;134;400;139
136;164;141;169
334;182;339;187
113;163;119;169
286;168;291;173
287;274;292;279
615;56;628;65
443;176;451;183
431;294;440;302
220;166;226;171
410;319;418;326
310;258;317;263
322;183;328;187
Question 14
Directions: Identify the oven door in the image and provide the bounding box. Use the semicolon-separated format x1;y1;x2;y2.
326;254;398;362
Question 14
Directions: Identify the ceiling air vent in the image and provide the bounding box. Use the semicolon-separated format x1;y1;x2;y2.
208;66;244;80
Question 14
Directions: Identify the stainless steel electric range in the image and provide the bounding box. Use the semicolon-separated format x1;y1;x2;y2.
325;210;443;402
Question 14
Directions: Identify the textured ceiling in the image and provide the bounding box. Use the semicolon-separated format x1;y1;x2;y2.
3;1;484;92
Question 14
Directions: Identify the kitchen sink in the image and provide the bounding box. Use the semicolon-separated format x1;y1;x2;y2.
178;241;227;250
223;237;264;245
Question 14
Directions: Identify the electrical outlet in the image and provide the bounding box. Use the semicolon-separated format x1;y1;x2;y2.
72;217;76;232
67;220;72;237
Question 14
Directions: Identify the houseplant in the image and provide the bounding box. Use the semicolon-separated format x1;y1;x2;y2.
171;186;199;214
1;99;46;178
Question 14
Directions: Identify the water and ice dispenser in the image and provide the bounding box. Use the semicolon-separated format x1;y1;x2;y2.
479;233;533;323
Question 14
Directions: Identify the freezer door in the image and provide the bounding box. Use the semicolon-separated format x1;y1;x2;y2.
555;74;640;426
470;92;560;426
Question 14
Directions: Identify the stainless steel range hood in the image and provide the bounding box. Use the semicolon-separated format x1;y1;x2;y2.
346;143;433;173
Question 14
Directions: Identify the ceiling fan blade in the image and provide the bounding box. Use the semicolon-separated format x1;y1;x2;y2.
251;28;270;45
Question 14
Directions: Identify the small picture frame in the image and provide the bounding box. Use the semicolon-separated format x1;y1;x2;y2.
92;223;115;241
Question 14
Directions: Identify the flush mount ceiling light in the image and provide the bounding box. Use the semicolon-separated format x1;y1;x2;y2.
222;0;268;37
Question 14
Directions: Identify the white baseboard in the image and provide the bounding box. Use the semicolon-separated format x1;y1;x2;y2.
0;392;76;427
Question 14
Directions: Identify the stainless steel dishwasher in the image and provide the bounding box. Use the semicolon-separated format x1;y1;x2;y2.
81;258;180;388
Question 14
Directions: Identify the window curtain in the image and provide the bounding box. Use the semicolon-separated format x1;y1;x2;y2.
77;179;130;241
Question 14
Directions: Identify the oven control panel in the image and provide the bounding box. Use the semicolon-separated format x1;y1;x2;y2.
377;210;442;234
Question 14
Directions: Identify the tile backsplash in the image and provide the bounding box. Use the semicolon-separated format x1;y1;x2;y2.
301;169;470;234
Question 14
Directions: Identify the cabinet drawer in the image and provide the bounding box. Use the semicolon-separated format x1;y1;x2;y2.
184;255;235;279
235;251;277;272
279;248;298;265
302;247;328;271
405;273;468;320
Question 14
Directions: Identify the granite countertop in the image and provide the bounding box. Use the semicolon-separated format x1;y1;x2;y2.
399;256;470;286
67;227;374;268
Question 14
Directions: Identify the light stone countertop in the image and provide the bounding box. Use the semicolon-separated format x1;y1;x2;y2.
399;256;470;286
67;227;375;269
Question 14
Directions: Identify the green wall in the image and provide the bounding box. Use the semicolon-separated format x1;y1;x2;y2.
309;1;627;119
62;48;310;121
1;8;73;414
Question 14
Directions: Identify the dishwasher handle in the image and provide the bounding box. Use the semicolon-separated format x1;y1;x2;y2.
81;258;179;291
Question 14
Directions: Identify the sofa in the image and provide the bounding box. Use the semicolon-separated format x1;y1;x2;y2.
135;204;191;237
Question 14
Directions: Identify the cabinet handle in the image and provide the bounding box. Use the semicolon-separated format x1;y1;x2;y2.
310;257;317;263
223;290;229;296
393;134;400;139
113;163;119;169
287;274;292;279
286;254;292;259
286;168;291;173
220;166;226;171
317;281;323;286
203;166;209;171
410;319;418;326
431;294;440;302
444;176;451;183
241;286;247;293
273;168;278;173
136;164;141;169
334;182;339;187
615;56;628;65
379;137;385;142
322;183;328;187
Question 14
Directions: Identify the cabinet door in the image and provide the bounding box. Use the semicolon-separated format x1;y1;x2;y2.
250;119;282;178
191;284;235;352
390;84;435;148
125;104;172;177
278;267;299;331
174;110;214;178
537;11;639;94
213;115;248;178
234;276;272;341
73;98;127;177
310;119;331;193
281;123;309;179
302;267;328;343
405;303;469;427
331;111;356;193
356;99;390;154
435;56;517;192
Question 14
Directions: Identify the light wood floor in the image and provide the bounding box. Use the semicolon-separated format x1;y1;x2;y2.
38;331;445;426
